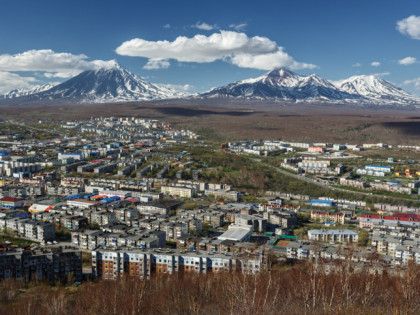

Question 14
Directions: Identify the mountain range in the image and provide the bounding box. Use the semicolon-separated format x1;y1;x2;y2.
200;68;420;106
1;83;58;99
1;63;419;107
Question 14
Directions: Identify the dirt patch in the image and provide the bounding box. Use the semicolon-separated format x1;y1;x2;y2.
0;102;419;144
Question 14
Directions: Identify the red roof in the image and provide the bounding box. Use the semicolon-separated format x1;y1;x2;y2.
312;211;343;216
125;198;139;203
392;213;420;220
0;197;22;203
360;214;419;222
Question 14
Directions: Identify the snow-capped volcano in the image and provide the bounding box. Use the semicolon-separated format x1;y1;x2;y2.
1;83;58;99
198;68;420;107
2;64;420;107
28;62;181;102
333;75;420;106
199;68;359;101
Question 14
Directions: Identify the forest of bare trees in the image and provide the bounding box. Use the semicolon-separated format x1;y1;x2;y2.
1;259;420;314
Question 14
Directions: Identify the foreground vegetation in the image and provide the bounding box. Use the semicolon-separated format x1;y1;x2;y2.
1;260;420;314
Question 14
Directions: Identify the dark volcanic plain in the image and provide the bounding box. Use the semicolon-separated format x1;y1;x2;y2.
1;100;419;144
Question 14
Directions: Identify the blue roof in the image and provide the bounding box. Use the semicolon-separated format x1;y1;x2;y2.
60;152;81;156
65;195;82;200
101;196;121;203
0;151;8;156
311;199;333;205
366;165;391;169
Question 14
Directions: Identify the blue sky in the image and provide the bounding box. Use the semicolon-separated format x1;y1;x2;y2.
1;0;420;94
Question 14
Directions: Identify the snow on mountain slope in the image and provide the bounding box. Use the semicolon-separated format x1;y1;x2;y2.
2;64;420;107
1;83;58;99
199;68;420;106
333;75;420;105
200;68;359;101
30;62;181;102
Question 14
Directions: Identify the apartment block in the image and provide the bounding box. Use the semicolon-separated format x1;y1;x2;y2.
0;247;82;283
91;248;263;280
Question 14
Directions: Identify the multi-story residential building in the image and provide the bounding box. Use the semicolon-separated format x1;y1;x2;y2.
46;185;81;196
0;197;24;209
91;248;263;280
0;217;55;242
61;177;86;188
0;247;82;283
91;211;117;226
204;189;240;202
137;200;180;215
160;222;188;241
311;211;345;224
71;228;166;250
234;213;267;233
359;214;420;229
339;177;367;189
161;185;195;198
370;182;412;195
202;212;225;227
308;229;358;243
263;211;297;229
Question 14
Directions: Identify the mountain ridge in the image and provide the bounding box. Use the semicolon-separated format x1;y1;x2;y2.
1;65;419;108
198;68;420;107
0;83;58;99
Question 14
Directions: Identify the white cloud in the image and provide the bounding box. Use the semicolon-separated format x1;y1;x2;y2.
403;77;420;89
398;56;417;65
163;24;171;29
0;71;37;94
229;23;247;31
0;49;115;78
143;58;170;70
230;50;315;70
397;15;420;40
157;83;195;92
192;22;218;31
43;72;77;78
352;62;361;67
371;61;381;67
371;72;390;77
116;30;316;70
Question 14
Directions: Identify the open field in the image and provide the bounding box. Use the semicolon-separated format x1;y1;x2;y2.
1;101;419;144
